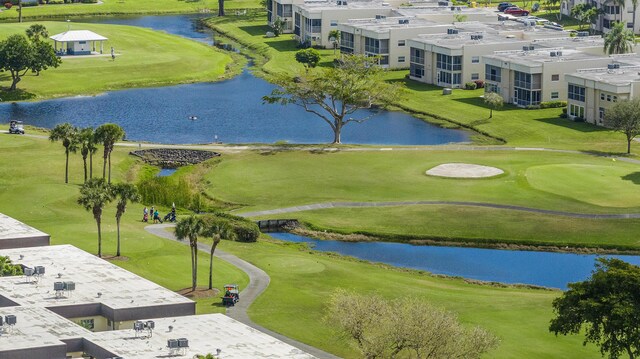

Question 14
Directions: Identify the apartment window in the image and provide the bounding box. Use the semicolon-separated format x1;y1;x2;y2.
604;5;620;14
330;20;338;26
607;94;612;101
410;63;424;78
340;31;354;54
599;107;605;123
365;37;389;55
436;53;462;71
471;73;479;80
569;104;585;119
485;65;501;82
379;55;389;65
294;13;301;35
600;93;605;100
614;96;618;102
266;0;273;22
304;18;321;34
283;4;292;17
514;88;541;106
568;84;586;102
628;22;634;28
551;74;559;81
398;40;406;46
410;47;424;64
398;56;406;63
471;56;480;63
551;92;559;99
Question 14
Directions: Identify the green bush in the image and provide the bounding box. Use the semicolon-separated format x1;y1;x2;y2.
560;107;568;118
464;82;477;90
1;256;23;276
525;104;541;110
231;221;260;242
540;101;567;109
137;177;198;211
80;0;97;3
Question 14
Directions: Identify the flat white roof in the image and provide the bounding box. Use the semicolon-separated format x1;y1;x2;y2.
50;30;108;42
0;245;192;310
0;213;48;241
484;48;607;66
340;16;439;31
92;314;315;358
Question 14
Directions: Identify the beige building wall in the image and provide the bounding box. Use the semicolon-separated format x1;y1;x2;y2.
566;74;638;125
71;316;110;332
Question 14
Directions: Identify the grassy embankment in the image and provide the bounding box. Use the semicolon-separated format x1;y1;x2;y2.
0;21;241;101
0;0;260;20
0;132;605;358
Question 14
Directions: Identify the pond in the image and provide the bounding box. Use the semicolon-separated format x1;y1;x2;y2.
0;14;470;145
157;168;177;177
269;232;640;289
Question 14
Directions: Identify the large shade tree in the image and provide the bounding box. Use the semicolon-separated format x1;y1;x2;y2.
550;258;640;359
95;123;125;184
202;215;236;290
263;54;402;144
604;22;635;55
604;98;640;154
175;215;205;291
111;183;141;257
0;33;61;91
49;123;79;184
77;178;113;258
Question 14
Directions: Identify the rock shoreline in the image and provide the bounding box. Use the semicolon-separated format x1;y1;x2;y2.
130;148;221;168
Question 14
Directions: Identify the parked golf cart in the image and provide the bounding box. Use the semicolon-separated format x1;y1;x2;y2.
221;284;240;307
9;121;24;135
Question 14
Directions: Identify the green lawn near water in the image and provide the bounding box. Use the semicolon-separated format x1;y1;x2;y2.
0;21;236;100
0;0;260;20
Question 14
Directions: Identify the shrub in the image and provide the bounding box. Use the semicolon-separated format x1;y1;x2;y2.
4;2;12;8
464;82;477;90
47;0;63;3
20;2;38;6
525;104;541;110
80;0;98;3
0;256;23;276
231;221;260;242
474;80;485;89
540;100;567;109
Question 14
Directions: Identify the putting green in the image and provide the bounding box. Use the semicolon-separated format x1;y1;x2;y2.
526;163;640;207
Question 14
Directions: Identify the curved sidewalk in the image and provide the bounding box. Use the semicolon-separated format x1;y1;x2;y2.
237;201;640;219
144;224;339;359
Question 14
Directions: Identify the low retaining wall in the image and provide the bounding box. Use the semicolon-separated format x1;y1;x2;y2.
130;149;221;168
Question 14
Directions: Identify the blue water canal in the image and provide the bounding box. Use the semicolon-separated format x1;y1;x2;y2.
0;14;469;145
269;232;640;289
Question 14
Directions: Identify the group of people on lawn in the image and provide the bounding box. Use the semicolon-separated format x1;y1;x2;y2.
142;203;176;223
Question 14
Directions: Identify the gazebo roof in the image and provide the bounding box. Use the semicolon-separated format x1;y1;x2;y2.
50;30;108;42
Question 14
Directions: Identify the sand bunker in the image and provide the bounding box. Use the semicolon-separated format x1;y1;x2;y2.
426;163;504;178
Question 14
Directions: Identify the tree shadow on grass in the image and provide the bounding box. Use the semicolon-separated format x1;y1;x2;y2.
621;172;640;184
238;24;271;37
0;87;36;102
580;149;630;158
264;39;298;52
534;117;610;133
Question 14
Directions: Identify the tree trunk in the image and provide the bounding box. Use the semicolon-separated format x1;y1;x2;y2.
90;152;93;178
191;244;198;291
489;108;493;119
65;149;69;184
102;154;107;179
116;215;121;257
96;217;102;258
626;345;635;359
82;155;88;183
18;0;22;23
627;138;632;154
208;239;219;290
218;0;224;16
108;152;112;184
332;124;342;144
10;76;20;91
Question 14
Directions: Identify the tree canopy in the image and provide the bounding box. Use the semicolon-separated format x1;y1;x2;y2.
604;98;640;154
77;178;113;258
0;29;61;91
550;258;640;359
263;54;402;144
604;22;635;55
295;48;321;69
95;123;125;183
49;123;79;184
484;92;504;119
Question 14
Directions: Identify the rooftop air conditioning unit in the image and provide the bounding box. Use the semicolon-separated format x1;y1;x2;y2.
447;28;459;34
577;31;589;37
556;50;562;56
375;14;386;19
550;51;557;57
398;19;409;24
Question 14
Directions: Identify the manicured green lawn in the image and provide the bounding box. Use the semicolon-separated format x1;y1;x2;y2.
0;0;261;20
0;133;249;314
0;116;607;359
208;14;632;153
0;21;237;100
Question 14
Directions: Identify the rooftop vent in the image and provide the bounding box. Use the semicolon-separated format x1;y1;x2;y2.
522;45;534;51
375;14;386;19
577;31;589;37
447;28;459;35
399;19;410;24
438;0;448;5
470;34;483;40
550;50;562;57
5;315;16;326
168;338;189;355
337;0;347;5
178;338;189;348
608;63;620;69
168;339;179;349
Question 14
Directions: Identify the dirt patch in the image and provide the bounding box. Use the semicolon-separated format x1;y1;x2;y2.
177;287;219;299
426;163;504;178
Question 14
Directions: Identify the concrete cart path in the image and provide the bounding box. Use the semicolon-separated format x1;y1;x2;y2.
237;200;640;219
144;224;339;359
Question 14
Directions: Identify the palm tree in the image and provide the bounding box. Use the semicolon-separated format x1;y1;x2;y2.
95;123;125;184
49;123;79;184
25;24;48;43
175;215;205;291
111;183;141;257
202;216;236;290
78;178;113;258
614;0;626;22
328;30;341;56
604;22;636;54
631;0;639;34
218;0;224;16
78;127;97;183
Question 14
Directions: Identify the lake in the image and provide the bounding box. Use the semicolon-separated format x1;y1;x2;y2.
269;232;640;289
0;15;470;145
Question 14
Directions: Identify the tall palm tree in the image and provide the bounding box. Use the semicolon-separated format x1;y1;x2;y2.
218;0;225;16
202;216;236;290
78;178;113;258
49;123;78;184
631;0;639;34
328;30;341;56
95;123;125;184
78;127;97;183
111;183;141;257
604;22;636;54
175;215;205;291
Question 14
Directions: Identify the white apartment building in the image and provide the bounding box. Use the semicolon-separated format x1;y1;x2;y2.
266;0;302;33
338;17;448;68
483;48;615;106
564;0;640;34
565;61;640;124
395;5;499;23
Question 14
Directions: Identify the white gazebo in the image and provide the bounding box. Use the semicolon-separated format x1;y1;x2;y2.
50;30;108;56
